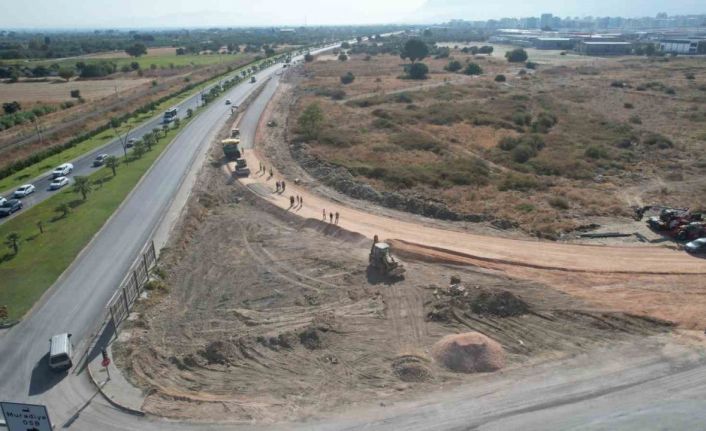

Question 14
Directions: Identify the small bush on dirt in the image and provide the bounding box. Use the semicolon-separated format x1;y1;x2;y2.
505;48;528;63
499;173;541;191
629;115;642;124
643;132;673;149
297;103;324;140
515;203;535;213
548;196;570;210
495;74;506;82
406;62;429;80
512;144;535;163
525;61;538;70
392;131;445;154
624;102;634;109
611;80;627;88
393;93;413;103
445;60;462;72
144;279;168;292
585;145;610;159
685;72;696;80
511;111;532;127
463;62;483;75
340;71;355;84
531;112;558;133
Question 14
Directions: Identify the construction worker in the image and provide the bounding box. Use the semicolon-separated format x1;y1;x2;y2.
335;212;339;224
322;209;326;220
329;213;333;223
290;195;295;207
281;181;286;192
275;181;280;192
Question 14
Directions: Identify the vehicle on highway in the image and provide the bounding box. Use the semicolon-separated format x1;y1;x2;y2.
685;238;706;254
52;163;74;178
0;196;6;206
163;106;179;123
225;99;232;105
0;199;22;217
126;138;137;148
13;184;35;198
49;176;70;190
93;153;109;166
250;76;257;83
48;333;73;371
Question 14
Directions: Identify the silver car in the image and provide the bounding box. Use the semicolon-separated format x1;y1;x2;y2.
685;238;706;254
13;184;35;198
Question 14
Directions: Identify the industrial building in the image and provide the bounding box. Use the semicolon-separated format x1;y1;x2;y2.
577;41;632;56
534;37;575;50
659;39;705;55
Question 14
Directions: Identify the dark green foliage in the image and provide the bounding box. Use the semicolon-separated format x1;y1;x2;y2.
463;63;483;75
531;112;558;133
340;71;355;84
400;39;429;63
499;173;541;191
125;43;147;57
445;60;462;72
548;196;570;210
642;132;673;149
505;48;528;63
297;103;324;140
495;74;506;82
407;62;429;80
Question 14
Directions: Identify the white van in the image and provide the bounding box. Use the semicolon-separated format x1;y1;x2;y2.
48;333;73;371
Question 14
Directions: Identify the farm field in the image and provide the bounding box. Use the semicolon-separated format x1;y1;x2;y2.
0;77;151;103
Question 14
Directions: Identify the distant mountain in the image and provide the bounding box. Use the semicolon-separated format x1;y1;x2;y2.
409;0;705;23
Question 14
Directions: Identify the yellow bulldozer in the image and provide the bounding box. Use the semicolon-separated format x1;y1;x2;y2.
369;235;405;278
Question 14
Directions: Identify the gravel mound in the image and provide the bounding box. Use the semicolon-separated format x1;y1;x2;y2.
392;355;433;382
431;332;505;373
471;290;529;317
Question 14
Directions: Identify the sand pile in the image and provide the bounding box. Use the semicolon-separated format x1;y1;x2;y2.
431;332;505;373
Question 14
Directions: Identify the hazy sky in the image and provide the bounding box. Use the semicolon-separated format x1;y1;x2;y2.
2;0;703;29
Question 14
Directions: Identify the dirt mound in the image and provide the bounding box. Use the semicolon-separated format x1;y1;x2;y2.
471;290;529;317
300;218;368;244
392;355;433;382
200;341;237;365
299;326;328;350
431;332;505;373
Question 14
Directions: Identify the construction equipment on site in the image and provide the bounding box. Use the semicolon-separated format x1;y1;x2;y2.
675;222;706;242
369;235;405;278
222;138;241;161
234;158;250;177
231;128;240;139
646;208;702;232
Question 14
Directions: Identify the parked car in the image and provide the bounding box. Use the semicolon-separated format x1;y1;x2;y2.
225;99;232;105
0;199;22;217
13;184;35;198
93;154;109;167
685;238;706;254
52;163;73;178
49;176;70;190
126;138;137;148
0;197;6;206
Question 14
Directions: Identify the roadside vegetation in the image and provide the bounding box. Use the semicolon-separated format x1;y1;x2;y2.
292;37;706;237
0;112;196;321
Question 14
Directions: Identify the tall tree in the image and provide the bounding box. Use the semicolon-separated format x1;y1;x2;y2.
125;43;147;57
72;176;92;200
58;68;75;82
297;103;324;140
400;39;429;63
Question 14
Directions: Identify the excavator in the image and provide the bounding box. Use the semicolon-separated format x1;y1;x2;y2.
369;235;405;278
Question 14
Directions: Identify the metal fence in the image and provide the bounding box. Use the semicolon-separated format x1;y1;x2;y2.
107;241;157;329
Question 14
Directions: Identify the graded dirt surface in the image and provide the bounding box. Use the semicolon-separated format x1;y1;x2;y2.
115;141;676;423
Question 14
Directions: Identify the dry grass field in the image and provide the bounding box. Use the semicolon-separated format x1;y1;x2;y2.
0;78;151;103
290;45;706;237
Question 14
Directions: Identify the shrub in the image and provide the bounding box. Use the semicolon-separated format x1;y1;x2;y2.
505;49;528;63
629;115;642;124
297;103;324;140
685;72;695;80
499;173;540;191
495;74;506;82
445;60;462;72
330;89;346;100
525;61;538;69
407;62;429;80
338;53;348;61
393;93;413;103
515;203;535;213
340;71;355;84
512;143;535;163
392;131;445;154
531;112;557;133
463;63;483;75
585;145;610;159
548;196;570;210
643;132;673;149
511;111;532;126
624;102;634;109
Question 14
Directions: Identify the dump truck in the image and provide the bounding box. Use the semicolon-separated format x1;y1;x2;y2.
369;236;405;278
222;138;241;161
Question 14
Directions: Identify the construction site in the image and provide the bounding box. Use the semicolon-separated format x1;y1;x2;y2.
113;46;706;424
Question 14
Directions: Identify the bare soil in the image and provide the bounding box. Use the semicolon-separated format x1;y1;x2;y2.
0;78;151;103
115;138;674;423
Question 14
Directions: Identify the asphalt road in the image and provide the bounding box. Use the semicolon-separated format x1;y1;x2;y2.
0;56;286;224
2;41;705;430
